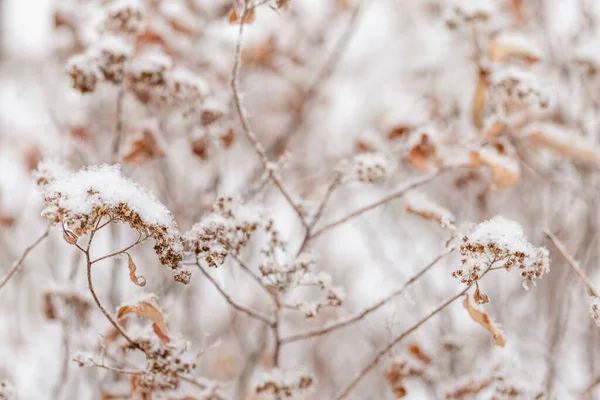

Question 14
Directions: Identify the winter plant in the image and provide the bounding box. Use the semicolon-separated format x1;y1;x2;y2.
1;0;600;399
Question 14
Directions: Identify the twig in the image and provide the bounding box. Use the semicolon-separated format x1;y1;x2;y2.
280;252;447;344
75;356;143;375
87;255;140;350
295;173;342;256
230;0;309;229
90;233;150;264
196;259;275;326
310;169;447;240
232;255;278;304
111;84;125;161
0;225;51;293
335;264;494;400
266;0;369;159
544;229;599;297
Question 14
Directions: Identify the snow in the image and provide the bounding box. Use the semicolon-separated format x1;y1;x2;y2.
42;164;178;229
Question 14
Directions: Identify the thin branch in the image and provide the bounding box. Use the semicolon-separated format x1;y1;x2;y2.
112;84;126;161
311;169;447;240
87;255;141;350
75;356;143;375
196;259;275;326
230;0;309;229
90;233;149;264
0;225;51;293
231;255;278;304
266;0;369;159
296;174;341;256
280;252;447;344
335;264;494;400
544;229;599;297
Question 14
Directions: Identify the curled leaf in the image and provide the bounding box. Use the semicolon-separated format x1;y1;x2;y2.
470;147;520;190
463;295;505;347
63;229;78;245
126;253;146;287
488;34;541;64
117;295;170;343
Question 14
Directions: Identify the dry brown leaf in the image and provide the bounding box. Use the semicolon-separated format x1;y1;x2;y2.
463;295;505;347
126;253;147;287
69;126;91;142
526;126;600;164
242;36;277;68
354;140;375;153
191;137;208;160
123;130;165;165
385;362;408;398
472;67;489;130
22;144;42;172
0;214;15;227
63;229;79;245
470;148;520;190
221;128;235;149
117;295;170;343
407;133;436;172
244;8;256;24
228;8;239;23
408;344;432;365
483;121;508;140
474;286;489;304
488;37;540;64
387;125;412;140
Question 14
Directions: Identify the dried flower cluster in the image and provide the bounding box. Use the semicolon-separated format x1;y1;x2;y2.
185;197;264;268
254;368;313;398
135;339;196;392
38;163;188;283
453;216;549;290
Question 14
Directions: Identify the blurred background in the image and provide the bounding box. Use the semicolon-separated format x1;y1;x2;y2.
0;0;600;399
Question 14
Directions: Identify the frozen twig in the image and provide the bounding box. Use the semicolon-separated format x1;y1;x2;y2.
267;0;370;159
0;225;51;293
310;169;447;240
281;251;447;343
196;259;275;326
544;229;599;297
334;263;495;400
230;0;309;229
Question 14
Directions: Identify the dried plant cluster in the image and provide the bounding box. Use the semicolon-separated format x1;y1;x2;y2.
2;0;600;399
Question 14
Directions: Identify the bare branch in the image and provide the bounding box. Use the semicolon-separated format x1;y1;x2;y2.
335;263;494;400
0;225;51;293
311;169;448;240
230;0;309;229
196;259;275;326
544;229;599;297
280;252;447;344
266;0;370;159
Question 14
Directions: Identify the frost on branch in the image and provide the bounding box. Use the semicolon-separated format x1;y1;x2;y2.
185;197;264;268
0;380;15;400
254;368;314;399
38;163;188;283
453;216;549;290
